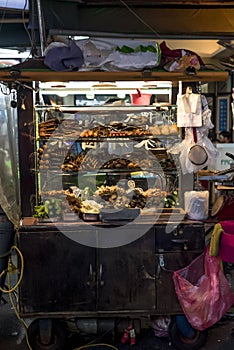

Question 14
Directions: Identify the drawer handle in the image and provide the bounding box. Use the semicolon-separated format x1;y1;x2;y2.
171;239;188;250
99;263;105;287
141;265;155;280
86;264;95;287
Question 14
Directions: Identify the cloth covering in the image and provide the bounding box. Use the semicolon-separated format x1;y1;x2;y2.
177;93;202;127
44;41;84;71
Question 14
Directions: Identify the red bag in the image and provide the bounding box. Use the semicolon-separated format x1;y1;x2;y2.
173;247;234;331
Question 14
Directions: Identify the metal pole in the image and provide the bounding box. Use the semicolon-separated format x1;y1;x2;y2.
36;0;46;56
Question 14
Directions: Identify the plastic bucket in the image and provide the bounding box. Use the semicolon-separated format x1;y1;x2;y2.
131;89;152;105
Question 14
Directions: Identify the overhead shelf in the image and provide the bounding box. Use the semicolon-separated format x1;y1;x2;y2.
0;70;229;83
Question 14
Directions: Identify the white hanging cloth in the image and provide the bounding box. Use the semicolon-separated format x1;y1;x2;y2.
176;89;202;127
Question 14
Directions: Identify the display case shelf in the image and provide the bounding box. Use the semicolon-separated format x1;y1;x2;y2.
0;70;229;83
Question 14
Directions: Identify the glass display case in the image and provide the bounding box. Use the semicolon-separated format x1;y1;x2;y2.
33;105;180;221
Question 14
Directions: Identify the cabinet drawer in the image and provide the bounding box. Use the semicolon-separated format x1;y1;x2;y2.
155;223;205;252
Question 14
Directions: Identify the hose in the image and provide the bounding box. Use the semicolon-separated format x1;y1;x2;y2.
0;244;32;350
0;245;24;293
73;344;119;350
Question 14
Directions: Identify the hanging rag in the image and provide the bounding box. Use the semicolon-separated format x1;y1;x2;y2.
177;93;202;127
209;223;223;257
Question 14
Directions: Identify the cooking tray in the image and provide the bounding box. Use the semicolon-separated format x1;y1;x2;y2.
100;208;140;222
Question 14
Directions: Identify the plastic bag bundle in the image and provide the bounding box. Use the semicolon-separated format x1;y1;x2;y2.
173;247;234;330
169;127;218;174
76;38;161;71
151;316;171;337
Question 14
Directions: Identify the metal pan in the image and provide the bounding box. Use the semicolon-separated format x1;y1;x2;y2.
188;127;208;166
188;144;208;165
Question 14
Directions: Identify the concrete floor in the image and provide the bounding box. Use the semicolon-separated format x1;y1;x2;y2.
1;293;234;350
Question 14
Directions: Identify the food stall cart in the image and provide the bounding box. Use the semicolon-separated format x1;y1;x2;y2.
0;67;230;350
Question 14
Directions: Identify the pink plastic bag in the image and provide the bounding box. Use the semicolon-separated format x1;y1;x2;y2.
173;247;234;330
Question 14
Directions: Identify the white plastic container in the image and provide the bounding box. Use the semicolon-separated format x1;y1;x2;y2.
184;191;209;220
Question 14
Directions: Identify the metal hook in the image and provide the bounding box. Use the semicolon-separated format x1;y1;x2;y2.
15;80;39;93
20;94;26;110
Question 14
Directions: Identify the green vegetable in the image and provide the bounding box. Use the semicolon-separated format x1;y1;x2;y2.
33;205;49;218
119;45;134;53
164;190;179;209
146;45;156;52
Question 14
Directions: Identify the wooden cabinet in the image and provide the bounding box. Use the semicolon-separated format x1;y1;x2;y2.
18;221;204;318
18;228;96;314
155;222;205;313
18;225;156;316
97;227;156;312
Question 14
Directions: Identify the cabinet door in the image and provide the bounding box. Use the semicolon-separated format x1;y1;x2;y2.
97;228;155;312
18;229;96;315
155;251;203;314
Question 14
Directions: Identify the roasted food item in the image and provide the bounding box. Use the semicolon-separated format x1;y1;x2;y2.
101;158;139;170
38;118;60;138
148;125;161;135
64;189;82;213
96;185;117;196
95;184;167;210
39;141;68;170
80;125;109;138
61;152;100;171
197;169;219;176
80;200;103;214
169;123;179;134
160;124;170;135
79;123;150;138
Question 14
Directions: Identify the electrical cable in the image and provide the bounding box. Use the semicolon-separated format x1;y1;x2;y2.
8;282;33;350
22;0;35;58
0;0;7;35
119;0;161;38
7;272;33;350
73;344;119;350
0;1;31;61
0;245;24;293
3;244;33;350
71;316;123;350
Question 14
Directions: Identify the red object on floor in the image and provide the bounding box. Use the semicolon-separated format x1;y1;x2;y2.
121;328;130;344
121;325;136;345
130;328;136;345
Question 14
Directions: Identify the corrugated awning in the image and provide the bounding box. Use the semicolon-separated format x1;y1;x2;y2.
41;2;234;39
0;1;234;48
